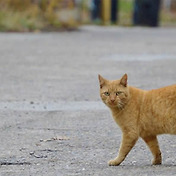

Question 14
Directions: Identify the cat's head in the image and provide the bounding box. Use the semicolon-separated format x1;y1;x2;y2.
98;74;129;109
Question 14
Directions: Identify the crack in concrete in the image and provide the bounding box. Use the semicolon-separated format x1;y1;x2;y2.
0;161;31;165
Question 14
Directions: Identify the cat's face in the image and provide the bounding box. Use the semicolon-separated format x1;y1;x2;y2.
98;74;129;109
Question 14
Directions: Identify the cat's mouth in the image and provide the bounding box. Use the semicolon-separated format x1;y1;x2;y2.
107;101;125;109
108;102;118;107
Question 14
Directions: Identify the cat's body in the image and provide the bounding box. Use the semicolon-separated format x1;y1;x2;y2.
98;74;176;166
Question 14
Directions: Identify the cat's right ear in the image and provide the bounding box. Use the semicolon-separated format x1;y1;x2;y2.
120;73;128;87
98;74;106;89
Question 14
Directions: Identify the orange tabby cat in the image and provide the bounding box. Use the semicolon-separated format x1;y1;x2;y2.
98;74;176;166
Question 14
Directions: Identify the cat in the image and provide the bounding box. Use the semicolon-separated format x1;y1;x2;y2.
98;73;176;166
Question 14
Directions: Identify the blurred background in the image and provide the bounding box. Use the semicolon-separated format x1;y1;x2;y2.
0;0;176;32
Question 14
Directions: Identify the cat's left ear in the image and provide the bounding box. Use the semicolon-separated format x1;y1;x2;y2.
98;74;107;89
120;74;128;87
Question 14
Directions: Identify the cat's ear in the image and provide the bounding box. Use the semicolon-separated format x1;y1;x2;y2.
120;74;128;87
98;74;107;89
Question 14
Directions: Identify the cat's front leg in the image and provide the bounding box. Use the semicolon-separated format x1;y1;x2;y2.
109;133;138;166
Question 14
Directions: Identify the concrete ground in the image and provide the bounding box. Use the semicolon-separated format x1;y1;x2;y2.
0;26;176;176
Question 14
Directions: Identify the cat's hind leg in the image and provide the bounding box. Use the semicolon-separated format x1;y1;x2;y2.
142;135;162;165
108;133;138;166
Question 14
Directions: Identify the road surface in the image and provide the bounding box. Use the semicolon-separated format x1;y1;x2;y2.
0;26;176;176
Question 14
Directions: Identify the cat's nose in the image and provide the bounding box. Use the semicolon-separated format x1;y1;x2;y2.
111;99;115;103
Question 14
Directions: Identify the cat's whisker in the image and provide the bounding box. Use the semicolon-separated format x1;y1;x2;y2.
118;101;125;110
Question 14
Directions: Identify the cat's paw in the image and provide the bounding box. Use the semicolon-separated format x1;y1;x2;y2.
152;155;162;165
152;159;162;165
108;159;120;166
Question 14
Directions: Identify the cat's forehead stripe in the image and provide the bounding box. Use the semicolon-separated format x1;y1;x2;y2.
106;81;122;91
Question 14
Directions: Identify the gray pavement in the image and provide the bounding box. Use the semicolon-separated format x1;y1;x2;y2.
0;26;176;175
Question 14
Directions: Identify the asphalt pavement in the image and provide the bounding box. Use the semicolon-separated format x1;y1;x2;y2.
0;26;176;176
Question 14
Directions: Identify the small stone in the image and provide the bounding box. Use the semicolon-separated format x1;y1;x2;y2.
29;152;34;155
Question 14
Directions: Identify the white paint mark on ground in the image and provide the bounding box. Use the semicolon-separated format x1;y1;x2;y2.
103;54;176;61
0;101;106;112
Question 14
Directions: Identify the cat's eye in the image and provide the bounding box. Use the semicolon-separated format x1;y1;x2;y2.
104;92;110;96
116;91;122;96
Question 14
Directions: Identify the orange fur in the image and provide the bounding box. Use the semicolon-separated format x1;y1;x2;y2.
98;74;176;166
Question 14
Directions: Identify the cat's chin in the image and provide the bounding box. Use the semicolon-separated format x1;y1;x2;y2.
107;103;118;108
